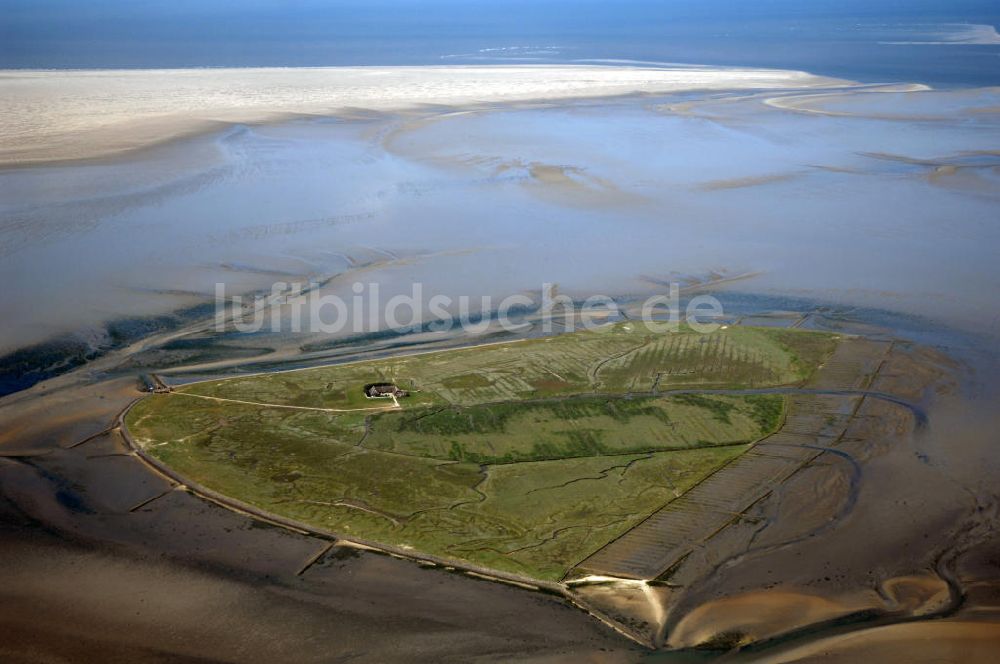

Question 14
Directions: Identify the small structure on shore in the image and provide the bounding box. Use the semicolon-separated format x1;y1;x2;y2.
363;383;408;399
138;373;170;393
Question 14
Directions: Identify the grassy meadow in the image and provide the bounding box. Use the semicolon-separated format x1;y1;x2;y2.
126;324;835;580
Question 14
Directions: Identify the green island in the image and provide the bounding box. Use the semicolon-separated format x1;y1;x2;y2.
125;323;836;581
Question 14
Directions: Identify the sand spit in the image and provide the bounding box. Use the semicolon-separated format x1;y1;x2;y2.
0;65;845;166
762;83;1000;121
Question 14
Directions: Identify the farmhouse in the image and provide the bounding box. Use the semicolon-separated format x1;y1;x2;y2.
363;383;408;399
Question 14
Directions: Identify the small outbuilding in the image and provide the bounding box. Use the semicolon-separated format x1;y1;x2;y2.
363;383;408;399
138;373;169;393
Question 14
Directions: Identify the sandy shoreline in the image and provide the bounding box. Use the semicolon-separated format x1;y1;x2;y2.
0;65;848;166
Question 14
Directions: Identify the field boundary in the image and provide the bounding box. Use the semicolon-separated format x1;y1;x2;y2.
571;338;897;580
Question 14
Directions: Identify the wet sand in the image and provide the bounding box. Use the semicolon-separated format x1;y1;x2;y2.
657;332;1000;658
3;75;999;356
2;304;999;661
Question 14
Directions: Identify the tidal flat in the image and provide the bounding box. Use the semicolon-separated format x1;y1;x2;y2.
2;65;1000;660
1;71;998;358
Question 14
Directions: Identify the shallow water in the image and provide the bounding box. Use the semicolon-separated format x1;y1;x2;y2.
2;85;998;355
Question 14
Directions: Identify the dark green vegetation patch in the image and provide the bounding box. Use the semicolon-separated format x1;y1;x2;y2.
365;394;783;464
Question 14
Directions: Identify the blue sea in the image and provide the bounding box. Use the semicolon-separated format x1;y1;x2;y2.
2;0;999;87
